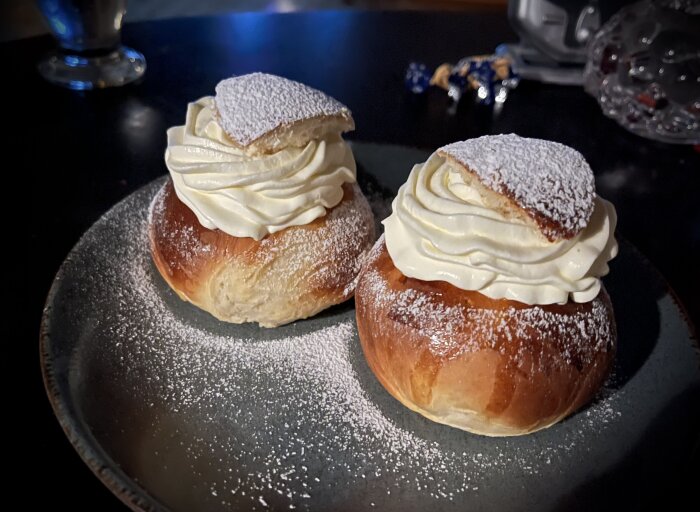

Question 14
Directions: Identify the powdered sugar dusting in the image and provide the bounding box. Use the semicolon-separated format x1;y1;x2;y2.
63;181;627;511
255;183;374;300
214;73;351;146
148;183;215;271
440;135;595;240
148;181;374;325
360;236;614;370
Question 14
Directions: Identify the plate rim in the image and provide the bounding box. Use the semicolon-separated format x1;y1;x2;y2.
41;252;164;512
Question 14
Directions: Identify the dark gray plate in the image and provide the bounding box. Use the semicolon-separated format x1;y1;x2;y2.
41;143;700;512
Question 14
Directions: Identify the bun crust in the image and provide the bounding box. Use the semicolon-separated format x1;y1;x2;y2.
149;180;374;327
355;239;616;436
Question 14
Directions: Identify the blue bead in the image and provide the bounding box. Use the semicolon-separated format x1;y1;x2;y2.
472;61;495;84
476;61;493;77
448;72;468;90
405;62;432;94
472;76;496;105
483;84;496;105
495;44;509;57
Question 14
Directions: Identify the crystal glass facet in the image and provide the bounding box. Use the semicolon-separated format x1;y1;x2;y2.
583;0;699;144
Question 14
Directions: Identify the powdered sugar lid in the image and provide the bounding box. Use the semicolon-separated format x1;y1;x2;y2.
214;73;353;149
439;134;595;241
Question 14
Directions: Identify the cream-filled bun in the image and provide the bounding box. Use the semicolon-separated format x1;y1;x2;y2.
355;135;618;436
149;73;374;327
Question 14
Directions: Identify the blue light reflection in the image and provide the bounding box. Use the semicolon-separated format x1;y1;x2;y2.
37;0;83;46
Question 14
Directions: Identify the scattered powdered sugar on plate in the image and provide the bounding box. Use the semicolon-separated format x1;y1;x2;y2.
64;180;627;511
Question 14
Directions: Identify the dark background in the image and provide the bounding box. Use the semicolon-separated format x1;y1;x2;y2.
8;9;698;510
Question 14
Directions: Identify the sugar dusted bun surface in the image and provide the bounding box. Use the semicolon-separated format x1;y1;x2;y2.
150;181;374;327
357;135;619;436
355;239;616;436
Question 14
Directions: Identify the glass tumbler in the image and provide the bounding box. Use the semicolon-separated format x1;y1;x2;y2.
36;0;146;90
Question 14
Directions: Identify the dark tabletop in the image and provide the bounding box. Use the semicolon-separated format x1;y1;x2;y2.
10;9;698;510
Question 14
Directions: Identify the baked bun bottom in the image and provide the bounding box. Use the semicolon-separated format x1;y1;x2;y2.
355;239;616;436
149;180;375;327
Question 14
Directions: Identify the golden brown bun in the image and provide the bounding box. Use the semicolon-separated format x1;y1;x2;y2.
149;180;374;327
355;238;616;436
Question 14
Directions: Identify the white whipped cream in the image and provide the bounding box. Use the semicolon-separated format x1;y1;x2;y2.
383;153;618;305
165;97;356;240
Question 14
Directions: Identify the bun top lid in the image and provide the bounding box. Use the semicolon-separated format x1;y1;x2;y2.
439;134;595;241
214;73;354;153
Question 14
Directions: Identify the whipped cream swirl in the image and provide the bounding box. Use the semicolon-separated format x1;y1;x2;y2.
383;153;618;305
165;97;356;240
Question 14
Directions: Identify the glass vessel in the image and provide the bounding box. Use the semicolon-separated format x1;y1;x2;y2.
583;0;699;144
37;0;146;90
